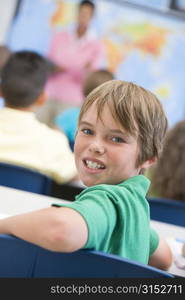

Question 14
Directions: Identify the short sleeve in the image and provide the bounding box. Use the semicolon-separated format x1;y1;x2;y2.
149;227;159;255
52;189;117;250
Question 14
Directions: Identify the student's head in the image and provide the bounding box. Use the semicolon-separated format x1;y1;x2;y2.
74;80;167;187
77;0;95;32
83;69;114;97
150;121;185;202
1;50;48;109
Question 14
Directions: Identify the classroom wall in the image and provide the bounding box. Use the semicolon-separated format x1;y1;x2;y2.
4;0;185;128
0;0;17;44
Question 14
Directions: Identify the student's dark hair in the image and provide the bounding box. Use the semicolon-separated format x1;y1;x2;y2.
79;0;95;11
83;69;114;97
1;50;48;108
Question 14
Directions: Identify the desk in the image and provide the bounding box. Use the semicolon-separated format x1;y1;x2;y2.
151;220;185;277
0;184;67;216
151;220;185;241
0;185;184;277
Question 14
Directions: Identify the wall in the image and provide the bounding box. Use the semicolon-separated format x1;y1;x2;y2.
5;0;185;127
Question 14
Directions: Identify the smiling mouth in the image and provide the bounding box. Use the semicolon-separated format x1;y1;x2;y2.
83;159;105;170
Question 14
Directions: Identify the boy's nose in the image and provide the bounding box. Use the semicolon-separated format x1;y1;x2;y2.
89;142;105;154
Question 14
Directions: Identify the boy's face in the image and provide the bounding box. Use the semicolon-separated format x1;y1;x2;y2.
74;102;144;187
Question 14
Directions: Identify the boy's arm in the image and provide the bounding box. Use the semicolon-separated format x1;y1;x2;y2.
0;207;88;252
148;236;173;270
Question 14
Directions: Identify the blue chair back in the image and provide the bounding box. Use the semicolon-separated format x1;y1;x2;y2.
0;162;52;195
0;234;37;277
148;197;185;227
0;234;174;278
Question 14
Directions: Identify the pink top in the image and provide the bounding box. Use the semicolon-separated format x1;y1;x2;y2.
45;30;105;105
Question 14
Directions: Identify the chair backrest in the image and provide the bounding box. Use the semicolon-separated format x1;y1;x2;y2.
51;181;84;201
0;162;52;195
148;197;185;227
0;234;174;278
0;234;38;277
34;248;174;278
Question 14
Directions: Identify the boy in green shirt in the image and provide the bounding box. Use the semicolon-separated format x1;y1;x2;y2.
0;80;172;270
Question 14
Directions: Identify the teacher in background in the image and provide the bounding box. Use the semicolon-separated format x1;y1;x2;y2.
37;0;105;127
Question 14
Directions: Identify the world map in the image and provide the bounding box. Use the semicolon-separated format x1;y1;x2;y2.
7;0;185;127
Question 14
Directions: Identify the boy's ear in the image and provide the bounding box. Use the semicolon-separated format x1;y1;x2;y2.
36;92;46;107
140;157;157;170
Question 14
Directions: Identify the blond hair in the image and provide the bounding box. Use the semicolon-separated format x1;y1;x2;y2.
78;80;168;166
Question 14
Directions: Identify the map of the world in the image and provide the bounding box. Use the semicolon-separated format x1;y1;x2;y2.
7;0;185;127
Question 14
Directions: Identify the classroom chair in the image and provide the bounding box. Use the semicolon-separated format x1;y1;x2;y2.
0;234;38;277
0;161;83;200
51;180;84;201
0;162;52;195
0;234;174;278
147;197;185;227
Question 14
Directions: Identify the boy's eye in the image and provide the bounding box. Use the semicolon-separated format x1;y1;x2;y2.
82;128;93;135
111;136;124;143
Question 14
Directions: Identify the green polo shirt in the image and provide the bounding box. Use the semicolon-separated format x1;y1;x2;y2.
53;175;159;264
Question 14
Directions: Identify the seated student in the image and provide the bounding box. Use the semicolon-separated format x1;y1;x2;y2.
55;69;114;151
0;50;77;184
0;80;172;270
146;120;185;201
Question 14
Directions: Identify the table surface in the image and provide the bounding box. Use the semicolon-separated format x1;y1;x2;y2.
0;185;67;215
151;220;185;277
0;185;184;277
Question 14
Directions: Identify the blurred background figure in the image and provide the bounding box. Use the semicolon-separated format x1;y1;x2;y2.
36;0;105;128
0;50;77;185
146;120;185;202
55;69;114;151
0;45;12;108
